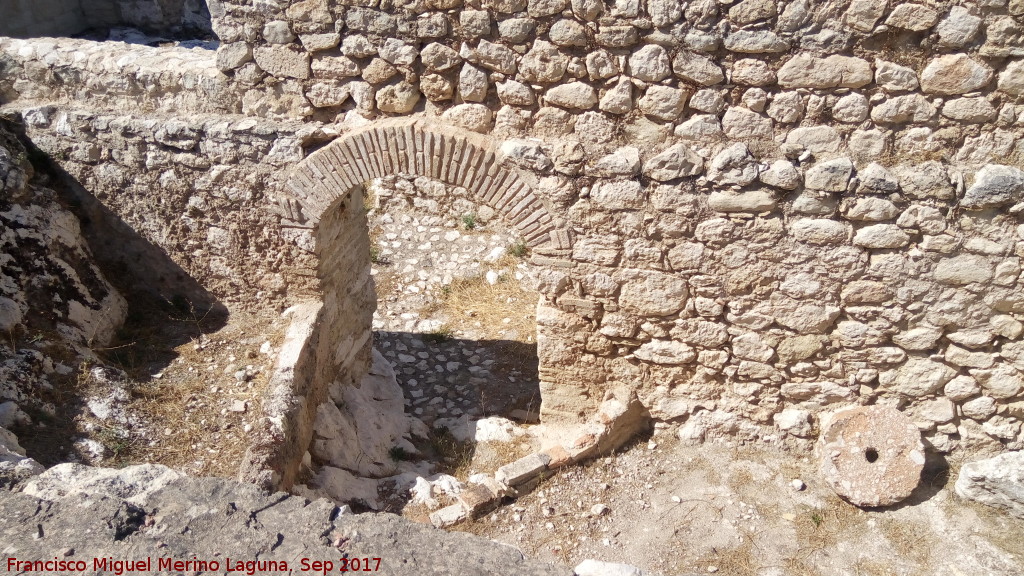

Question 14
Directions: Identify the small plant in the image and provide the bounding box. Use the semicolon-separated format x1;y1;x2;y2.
506;241;529;259
369;243;388;264
389;446;411;462
423;325;454;343
461;213;478;230
810;511;824;528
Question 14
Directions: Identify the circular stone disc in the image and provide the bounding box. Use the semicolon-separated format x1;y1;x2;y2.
818;405;925;507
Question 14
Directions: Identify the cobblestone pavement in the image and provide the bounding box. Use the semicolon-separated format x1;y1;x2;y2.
368;193;541;427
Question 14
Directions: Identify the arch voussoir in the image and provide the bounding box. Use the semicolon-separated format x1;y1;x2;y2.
284;117;569;251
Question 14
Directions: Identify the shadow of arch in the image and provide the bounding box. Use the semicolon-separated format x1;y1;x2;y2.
282;117;572;252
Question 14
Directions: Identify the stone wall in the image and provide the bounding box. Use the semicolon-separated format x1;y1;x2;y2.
0;0;212;39
3;0;1024;459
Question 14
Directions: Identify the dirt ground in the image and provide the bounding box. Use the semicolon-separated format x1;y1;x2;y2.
452;431;1024;576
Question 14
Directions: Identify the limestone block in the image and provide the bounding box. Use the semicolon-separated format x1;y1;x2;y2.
379;38;418;67
671;52;723;86
956;452;1024;519
845;0;886;32
941;97;997;123
819;405;925;507
933;254;994;285
998;61;1024;96
442;104;493;133
633;340;696;364
708;191;776;213
496;453;551;486
759;160;800;190
215;42;252;72
721;107;773;140
600;79;633;114
619;271;688;316
875;60;919;91
472;40;517;74
637;86;688;122
590;179;643;210
962;165;1024;209
885;3;940;31
871;94;936;123
545;82;598;110
642;144;703;181
777;55;872;89
707;143;758;186
376;82;420;113
723;30;789;53
805;157;853;191
253;46;310;80
920;54;993;95
549;20;587;47
937;6;982;48
459;64;488;102
648;0;682;26
421;43;461;72
520;41;569;83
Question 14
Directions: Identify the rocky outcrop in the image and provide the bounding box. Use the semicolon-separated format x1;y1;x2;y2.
0;464;571;576
955;451;1024;519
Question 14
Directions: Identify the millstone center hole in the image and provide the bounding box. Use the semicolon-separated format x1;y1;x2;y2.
864;447;879;463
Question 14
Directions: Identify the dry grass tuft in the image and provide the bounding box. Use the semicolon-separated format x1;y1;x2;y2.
424;262;537;344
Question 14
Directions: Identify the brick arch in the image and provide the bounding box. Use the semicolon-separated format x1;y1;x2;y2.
284;117;571;250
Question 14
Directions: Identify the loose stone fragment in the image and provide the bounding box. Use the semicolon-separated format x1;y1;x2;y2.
955;452;1024;519
818;405;925;507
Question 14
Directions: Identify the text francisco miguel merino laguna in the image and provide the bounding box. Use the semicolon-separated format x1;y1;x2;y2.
6;556;382;574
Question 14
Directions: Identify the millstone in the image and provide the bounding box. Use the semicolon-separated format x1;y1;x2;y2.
818;405;925;507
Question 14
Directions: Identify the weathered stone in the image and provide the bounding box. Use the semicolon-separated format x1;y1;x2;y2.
819;405;925;507
998;60;1024;96
895;161;953;200
853;224;910;249
885;3;940;31
770;294;841;334
870;94;936;123
648;0;682;26
832;93;869;123
500;139;552;172
759;160;800;190
729;0;776;24
941;97;997;123
956;452;1024;519
498;18;536;43
549;20;587;47
937;6;982;48
520;41;569;83
459;64;489;102
637;86;688;122
845;0;886;32
545;82;598;110
586;50;618;80
730;59;775;86
528;0;567;17
962;165;1024;209
379;39;418;67
472;40;518;74
708;191;776;213
460;10;491;38
775;408;813;437
643;144;703;181
962;396;997;420
599;79;633;114
860;163;900;193
421;43;461;72
442;104;493;133
973;366;1024;399
790;216;847;240
724;30;789;53
721;107;773;140
496;452;551;486
253;46;310;80
362;58;398;85
420;74;454;101
780;381;854;404
634;340;697;364
777;55;873;89
263;20;295;44
767;91;805;123
216;42;252;72
590;179;644;210
805;158;853;192
933;254;993;285
875;60;919;92
430;503;469;527
846;198;898;222
306;82;351;107
571;0;603;20
707;143;758;186
880;357;957;397
590;147;640;177
785;126;843;155
920;54;994;95
342;35;377;58
619;271;688;316
311;55;360;79
497;80;534;106
672;52;724;86
596;26;639;48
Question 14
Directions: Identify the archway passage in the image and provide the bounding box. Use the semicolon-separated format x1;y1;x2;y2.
284;118;571;252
